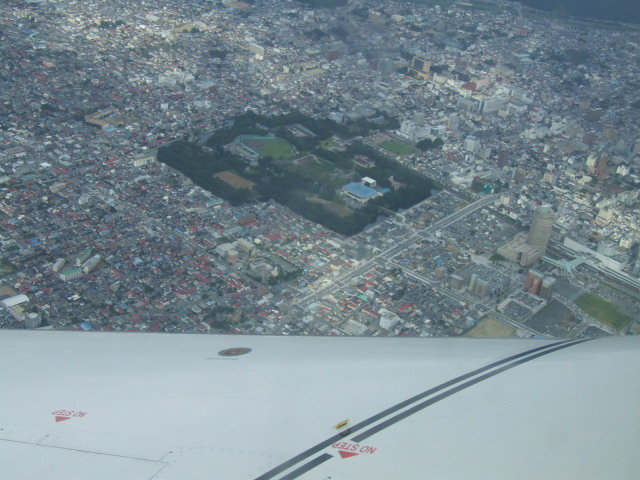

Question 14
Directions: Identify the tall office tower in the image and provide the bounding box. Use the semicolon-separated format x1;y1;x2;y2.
468;273;478;292
625;241;640;277
623;241;639;273
529;276;543;296
539;277;556;299
527;205;556;254
474;279;490;298
525;269;543;290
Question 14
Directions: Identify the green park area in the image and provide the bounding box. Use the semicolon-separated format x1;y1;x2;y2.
157;112;437;235
286;155;354;191
378;139;419;156
576;293;631;331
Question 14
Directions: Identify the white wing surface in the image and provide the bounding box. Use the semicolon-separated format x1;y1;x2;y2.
1;331;639;479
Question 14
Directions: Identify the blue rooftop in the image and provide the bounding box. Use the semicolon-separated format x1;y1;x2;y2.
343;182;378;199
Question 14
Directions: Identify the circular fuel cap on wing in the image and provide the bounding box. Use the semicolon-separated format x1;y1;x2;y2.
218;347;252;357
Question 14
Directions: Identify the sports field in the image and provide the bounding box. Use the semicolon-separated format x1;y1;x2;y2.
378;139;419;156
576;293;631;331
214;171;255;190
240;136;296;160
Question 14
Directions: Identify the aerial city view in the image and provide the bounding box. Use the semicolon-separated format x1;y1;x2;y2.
1;0;640;340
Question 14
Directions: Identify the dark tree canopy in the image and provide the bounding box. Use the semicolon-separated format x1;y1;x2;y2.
416;137;444;151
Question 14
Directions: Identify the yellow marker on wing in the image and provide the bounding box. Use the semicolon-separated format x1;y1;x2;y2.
333;419;349;430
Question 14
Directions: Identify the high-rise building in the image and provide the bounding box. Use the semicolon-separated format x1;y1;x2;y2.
497;149;509;168
474;279;490;298
75;248;92;266
457;96;480;114
59;268;83;281
624;241;640;278
52;258;66;273
525;269;552;297
464;135;480;152
529;276;542;296
527;205;556;254
82;254;101;274
539;277;556;299
468;273;478;292
525;269;543;290
447;114;460;131
479;96;504;115
399;119;432;142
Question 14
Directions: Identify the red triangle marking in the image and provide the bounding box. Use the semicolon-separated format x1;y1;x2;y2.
338;450;359;459
55;416;70;422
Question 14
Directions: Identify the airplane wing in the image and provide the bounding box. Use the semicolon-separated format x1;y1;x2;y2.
1;331;639;479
